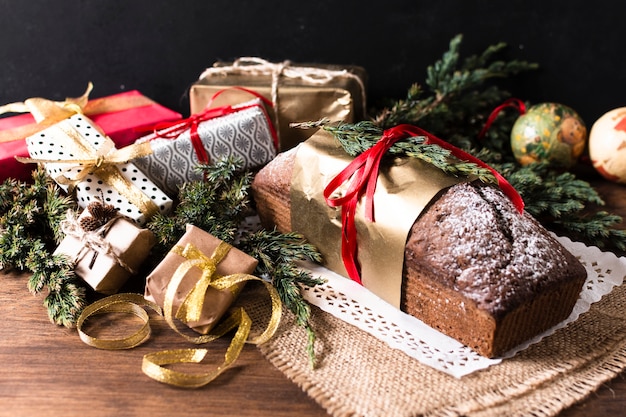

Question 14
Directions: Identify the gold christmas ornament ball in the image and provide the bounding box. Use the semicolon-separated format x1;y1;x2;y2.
589;107;626;183
510;103;587;168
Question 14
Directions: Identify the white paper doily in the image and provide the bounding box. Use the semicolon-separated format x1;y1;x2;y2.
298;235;626;378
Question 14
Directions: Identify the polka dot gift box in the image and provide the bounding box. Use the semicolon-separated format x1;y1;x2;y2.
23;113;172;225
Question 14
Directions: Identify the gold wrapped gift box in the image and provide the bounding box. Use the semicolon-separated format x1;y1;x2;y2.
190;57;367;151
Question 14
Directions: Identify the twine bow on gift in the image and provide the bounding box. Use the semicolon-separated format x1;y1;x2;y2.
60;208;137;274
198;57;367;133
324;124;524;284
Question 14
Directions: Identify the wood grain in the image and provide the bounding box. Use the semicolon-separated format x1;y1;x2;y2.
2;176;626;417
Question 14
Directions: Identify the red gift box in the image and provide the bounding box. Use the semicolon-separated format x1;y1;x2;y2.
0;90;182;182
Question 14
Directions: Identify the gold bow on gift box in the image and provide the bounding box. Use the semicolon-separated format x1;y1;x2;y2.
0;82;156;143
1;83;160;219
77;239;282;388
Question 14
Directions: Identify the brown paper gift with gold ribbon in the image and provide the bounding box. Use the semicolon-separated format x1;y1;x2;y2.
144;224;259;335
189;57;367;152
54;208;156;294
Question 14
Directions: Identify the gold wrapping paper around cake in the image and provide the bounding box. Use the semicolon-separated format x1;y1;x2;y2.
190;58;367;151
144;224;258;334
290;130;467;307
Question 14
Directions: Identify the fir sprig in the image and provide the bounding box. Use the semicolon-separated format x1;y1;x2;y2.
239;229;324;366
324;121;497;184
375;34;539;134
147;157;253;248
0;168;85;325
367;33;626;251
147;157;324;365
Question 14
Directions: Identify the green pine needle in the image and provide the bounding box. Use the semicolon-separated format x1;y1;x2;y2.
0;167;84;326
147;158;325;366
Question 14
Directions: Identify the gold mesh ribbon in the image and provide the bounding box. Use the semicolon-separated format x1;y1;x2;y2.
76;241;282;389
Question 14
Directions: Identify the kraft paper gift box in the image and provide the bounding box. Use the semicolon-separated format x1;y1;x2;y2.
133;98;278;197
0;89;182;182
54;207;156;294
22;113;173;225
144;224;258;334
189;57;367;152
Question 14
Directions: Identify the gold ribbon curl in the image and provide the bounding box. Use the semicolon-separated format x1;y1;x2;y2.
76;293;162;350
76;241;282;389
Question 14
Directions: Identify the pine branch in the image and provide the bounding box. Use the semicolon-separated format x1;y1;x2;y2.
323;121;497;184
147;157;325;366
148;157;252;250
375;34;538;130
239;229;324;367
0;167;85;326
369;34;626;251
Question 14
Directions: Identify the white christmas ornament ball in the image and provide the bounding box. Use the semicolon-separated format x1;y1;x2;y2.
589;107;626;183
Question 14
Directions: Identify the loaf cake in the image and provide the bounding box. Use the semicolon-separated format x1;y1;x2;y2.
251;147;588;358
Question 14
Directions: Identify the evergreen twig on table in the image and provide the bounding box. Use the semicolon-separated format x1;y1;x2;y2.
0;168;85;326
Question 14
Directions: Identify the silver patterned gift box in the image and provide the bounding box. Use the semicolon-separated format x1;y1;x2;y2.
133;99;277;197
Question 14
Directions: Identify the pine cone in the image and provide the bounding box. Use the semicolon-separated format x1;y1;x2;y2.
80;200;118;231
79;216;104;232
87;200;118;221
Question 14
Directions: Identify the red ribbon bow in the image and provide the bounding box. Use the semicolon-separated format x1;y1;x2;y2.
152;105;251;165
150;86;279;165
324;124;524;285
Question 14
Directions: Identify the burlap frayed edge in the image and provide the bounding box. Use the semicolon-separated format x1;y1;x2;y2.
441;340;618;416
460;341;626;417
258;304;626;417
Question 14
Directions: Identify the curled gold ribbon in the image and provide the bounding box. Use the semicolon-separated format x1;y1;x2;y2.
76;293;162;350
76;241;282;389
142;307;251;388
142;241;282;388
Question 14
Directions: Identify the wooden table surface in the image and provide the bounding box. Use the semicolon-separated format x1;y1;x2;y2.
2;175;626;417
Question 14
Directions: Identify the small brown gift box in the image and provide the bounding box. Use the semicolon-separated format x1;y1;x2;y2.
144;224;258;334
54;211;156;295
189;57;367;152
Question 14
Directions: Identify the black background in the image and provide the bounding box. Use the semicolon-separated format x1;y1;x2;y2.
1;0;624;126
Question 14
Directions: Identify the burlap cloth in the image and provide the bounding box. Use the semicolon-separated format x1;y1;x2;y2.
239;278;626;417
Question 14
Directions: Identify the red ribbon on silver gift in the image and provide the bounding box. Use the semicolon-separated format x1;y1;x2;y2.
149;87;278;165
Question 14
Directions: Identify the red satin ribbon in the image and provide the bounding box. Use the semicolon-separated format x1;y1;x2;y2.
478;98;526;140
152;104;255;164
149;84;280;165
324;124;524;284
